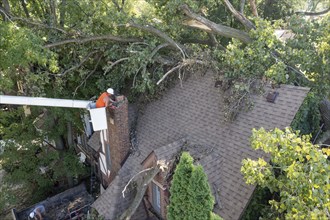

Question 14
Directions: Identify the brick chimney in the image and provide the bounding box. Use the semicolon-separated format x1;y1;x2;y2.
106;96;130;183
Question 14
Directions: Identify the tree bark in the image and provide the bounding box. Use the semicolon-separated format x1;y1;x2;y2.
49;0;57;26
59;0;66;27
0;4;5;21
119;166;160;220
222;0;255;30
12;16;67;34
44;35;141;48
180;4;252;44
240;0;246;14
126;22;186;57
2;0;9;13
295;7;330;16
1;0;10;21
20;0;30;18
249;0;258;17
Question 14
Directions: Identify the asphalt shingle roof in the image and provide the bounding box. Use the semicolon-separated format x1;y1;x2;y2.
92;71;309;220
88;131;100;152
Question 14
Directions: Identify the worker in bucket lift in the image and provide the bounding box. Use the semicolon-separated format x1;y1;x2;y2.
29;204;46;220
95;88;116;108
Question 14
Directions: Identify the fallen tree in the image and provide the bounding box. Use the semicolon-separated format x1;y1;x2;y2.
120;160;168;220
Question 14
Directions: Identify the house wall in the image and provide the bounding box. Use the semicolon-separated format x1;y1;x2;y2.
152;180;168;219
142;152;169;219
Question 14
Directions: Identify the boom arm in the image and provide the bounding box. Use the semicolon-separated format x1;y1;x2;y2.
0;95;91;109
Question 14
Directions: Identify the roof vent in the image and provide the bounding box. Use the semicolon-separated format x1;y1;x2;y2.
266;91;279;103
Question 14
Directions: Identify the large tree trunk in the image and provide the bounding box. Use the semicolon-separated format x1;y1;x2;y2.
120;161;168;220
180;4;252;44
119;167;160;220
127;22;186;55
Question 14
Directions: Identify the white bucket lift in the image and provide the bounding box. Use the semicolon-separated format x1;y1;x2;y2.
0;95;107;131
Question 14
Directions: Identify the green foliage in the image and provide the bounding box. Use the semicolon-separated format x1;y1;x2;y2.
241;186;273;220
53;149;88;179
291;92;321;136
0;23;57;70
210;212;224;220
0;184;18;212
286;15;329;135
285;14;330;98
0;23;58;95
216;14;329;125
218;19;286;84
0;139;87;211
241;128;330;219
259;0;294;20
0;1;329;216
101;40;164;96
0;108;38;141
168;152;216;220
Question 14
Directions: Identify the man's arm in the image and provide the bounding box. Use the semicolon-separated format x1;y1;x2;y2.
104;96;115;106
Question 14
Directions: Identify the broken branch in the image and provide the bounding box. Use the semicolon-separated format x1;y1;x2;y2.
0;7;12;22
179;4;252;43
121;167;154;198
126;22;186;58
295;8;330;16
56;50;99;77
104;57;130;75
157;63;182;86
44;35;141;48
12;16;68;34
150;43;171;58
73;54;103;97
120;160;168;220
156;59;206;85
222;0;255;30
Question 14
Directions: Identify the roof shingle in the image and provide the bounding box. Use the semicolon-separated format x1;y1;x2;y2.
92;72;309;220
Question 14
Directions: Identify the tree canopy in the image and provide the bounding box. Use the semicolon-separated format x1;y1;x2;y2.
0;0;328;101
0;0;329;218
241;128;330;219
